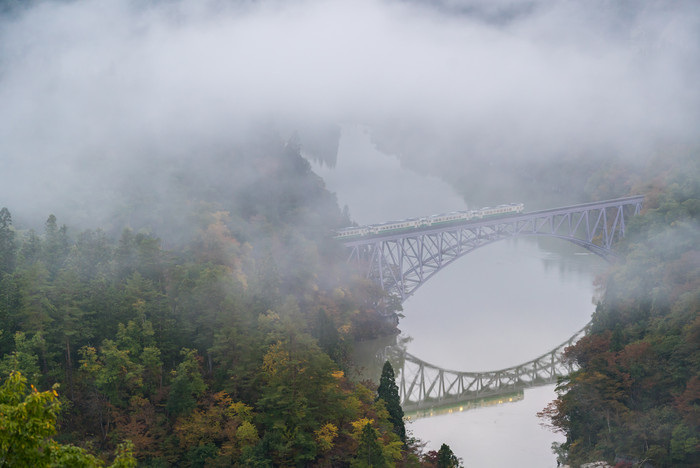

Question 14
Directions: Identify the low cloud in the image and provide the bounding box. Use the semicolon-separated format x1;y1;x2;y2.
1;0;698;224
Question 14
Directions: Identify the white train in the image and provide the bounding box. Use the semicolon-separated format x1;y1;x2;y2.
335;203;524;239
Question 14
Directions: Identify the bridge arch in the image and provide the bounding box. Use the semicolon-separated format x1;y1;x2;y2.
342;196;643;302
382;233;611;301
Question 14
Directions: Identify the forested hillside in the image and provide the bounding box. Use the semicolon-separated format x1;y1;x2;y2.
0;133;437;467
539;148;700;467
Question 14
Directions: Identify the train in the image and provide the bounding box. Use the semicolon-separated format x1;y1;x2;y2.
334;203;524;239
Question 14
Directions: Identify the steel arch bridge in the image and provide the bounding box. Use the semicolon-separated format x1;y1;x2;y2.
382;327;586;413
341;196;644;302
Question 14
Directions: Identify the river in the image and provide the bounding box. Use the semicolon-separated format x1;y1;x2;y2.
310;125;607;467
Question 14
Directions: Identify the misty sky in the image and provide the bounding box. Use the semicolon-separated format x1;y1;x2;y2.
1;0;699;225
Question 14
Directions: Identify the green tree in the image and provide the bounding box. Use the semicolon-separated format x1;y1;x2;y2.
121;272;172;360
312;308;348;368
42;214;69;277
0;371;62;467
114;229;137;280
436;443;461;467
15;262;54;336
114;318;163;397
48;269;95;397
0;371;137;467
376;361;405;444
0;331;43;384
0;208;16;277
68;229;113;281
256;333;341;466
17;229;42;267
353;422;387;467
166;348;207;417
95;339;144;408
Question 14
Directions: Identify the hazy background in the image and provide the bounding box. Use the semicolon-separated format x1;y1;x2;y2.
1;0;699;228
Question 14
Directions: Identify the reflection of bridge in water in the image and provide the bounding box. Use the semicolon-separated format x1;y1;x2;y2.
341;196;644;413
382;327;586;414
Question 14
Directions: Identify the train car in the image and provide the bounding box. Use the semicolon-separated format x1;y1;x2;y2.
334;226;369;239
476;203;523;218
427;210;473;226
370;218;421;235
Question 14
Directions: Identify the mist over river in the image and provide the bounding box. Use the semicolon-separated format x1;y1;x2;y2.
310;125;608;467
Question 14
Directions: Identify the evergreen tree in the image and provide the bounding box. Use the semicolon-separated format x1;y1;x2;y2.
0;207;16;276
18;229;42;267
312;308;347;368
376;361;406;444
436;443;461;467
353;422;387;468
114;228;136;279
166;348;207;417
42;214;69;277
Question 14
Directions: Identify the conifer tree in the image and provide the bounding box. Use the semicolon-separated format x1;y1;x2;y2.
0;208;15;276
376;360;406;444
353;422;386;468
43;214;69;277
436;443;461;467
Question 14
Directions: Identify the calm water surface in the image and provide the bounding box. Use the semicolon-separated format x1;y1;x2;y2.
311;126;607;467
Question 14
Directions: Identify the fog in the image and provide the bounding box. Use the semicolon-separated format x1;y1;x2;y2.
1;2;696;464
1;0;698;227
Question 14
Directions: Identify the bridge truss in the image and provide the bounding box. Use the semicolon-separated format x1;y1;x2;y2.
386;327;586;412
343;196;644;301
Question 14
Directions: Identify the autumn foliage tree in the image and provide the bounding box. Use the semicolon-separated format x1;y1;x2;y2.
0;371;136;467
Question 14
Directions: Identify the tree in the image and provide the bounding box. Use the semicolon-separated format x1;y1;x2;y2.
17;229;41;267
0;371;62;467
114;229;137;280
48;269;94;398
172;391;259;464
312;308;350;369
0;331;43;384
436;443;461;467
353;422;387;468
166;348;207;417
0;371;136;467
42;214;69;277
255;333;345;466
95;339;145;408
69;229;113;281
0;208;16;277
15;263;54;373
376;361;406;444
424;443;463;467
